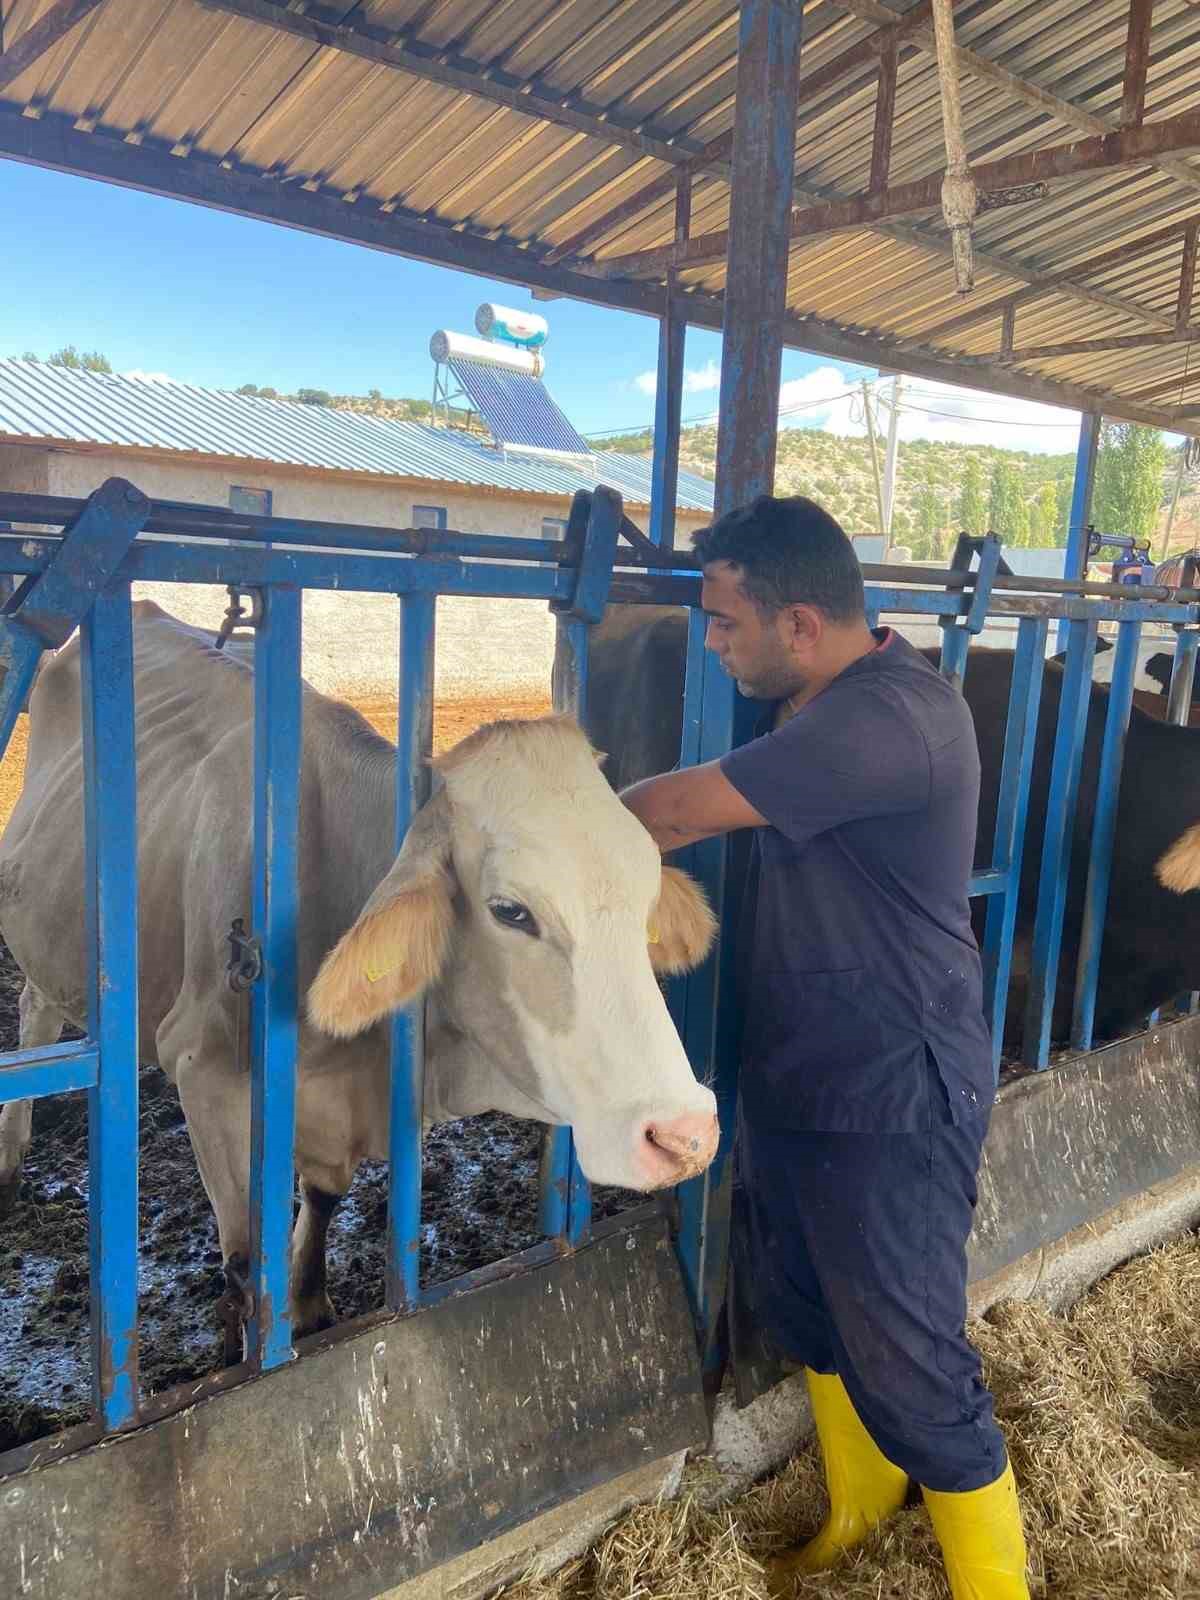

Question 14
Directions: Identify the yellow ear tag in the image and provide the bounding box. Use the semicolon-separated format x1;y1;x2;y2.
364;957;399;984
648;923;661;946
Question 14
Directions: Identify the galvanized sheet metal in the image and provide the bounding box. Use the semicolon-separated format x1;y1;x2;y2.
0;360;715;511
3;1;1200;421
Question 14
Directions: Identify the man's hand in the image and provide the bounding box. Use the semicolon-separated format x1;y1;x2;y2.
621;761;767;853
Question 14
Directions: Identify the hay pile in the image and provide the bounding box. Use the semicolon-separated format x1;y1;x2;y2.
507;1236;1200;1599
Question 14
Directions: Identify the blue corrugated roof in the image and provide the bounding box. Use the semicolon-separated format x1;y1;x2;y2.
0;360;715;515
448;357;591;457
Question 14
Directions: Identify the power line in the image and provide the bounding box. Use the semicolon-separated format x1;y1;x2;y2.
584;385;860;442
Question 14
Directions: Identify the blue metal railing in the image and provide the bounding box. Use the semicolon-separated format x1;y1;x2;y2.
2;481;1200;1448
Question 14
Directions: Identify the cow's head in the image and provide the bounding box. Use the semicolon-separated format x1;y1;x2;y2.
307;716;719;1191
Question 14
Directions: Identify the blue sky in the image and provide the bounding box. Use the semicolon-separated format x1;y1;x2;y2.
1;160;1090;453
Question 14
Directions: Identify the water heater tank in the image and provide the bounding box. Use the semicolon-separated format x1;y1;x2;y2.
429;328;544;376
474;303;549;350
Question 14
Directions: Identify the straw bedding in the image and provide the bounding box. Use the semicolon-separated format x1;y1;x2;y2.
507;1236;1200;1599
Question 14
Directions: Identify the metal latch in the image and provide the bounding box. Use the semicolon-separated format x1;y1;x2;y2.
226;917;263;991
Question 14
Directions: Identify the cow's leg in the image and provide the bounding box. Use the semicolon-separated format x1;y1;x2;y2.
290;1179;342;1337
0;983;65;1216
170;1048;255;1364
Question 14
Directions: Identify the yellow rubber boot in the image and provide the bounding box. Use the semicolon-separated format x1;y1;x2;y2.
921;1461;1030;1599
766;1369;909;1591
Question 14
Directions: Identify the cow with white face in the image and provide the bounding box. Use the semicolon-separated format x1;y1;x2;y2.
0;602;718;1340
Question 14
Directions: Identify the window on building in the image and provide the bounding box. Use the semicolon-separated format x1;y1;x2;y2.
229;485;272;517
541;516;568;541
413;504;447;531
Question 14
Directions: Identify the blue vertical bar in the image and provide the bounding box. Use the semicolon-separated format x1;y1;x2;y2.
864;588;882;629
648;293;687;556
82;582;140;1429
981;616;1048;1072
1023;616;1098;1067
939;624;970;688
1057;412;1101;653
539;614;593;1247
667;610;710;1046
675;0;804;1376
248;584;302;1369
387;593;435;1310
1166;630;1200;1015
1070;620;1140;1051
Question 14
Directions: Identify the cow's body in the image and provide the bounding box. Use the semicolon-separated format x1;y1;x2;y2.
0;602;718;1336
587;606;1200;1043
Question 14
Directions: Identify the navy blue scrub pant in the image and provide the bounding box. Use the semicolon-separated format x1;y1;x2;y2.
734;1095;1007;1494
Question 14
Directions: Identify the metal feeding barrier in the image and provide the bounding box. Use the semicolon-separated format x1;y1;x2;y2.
0;477;1197;1462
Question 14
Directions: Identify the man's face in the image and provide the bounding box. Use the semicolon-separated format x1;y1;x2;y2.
701;561;801;701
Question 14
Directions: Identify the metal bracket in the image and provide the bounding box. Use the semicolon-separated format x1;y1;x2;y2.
226;917;263;992
0;476;150;763
215;586;264;650
940;532;1008;635
550;485;623;624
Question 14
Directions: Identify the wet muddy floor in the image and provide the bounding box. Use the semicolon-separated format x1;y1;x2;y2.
0;935;638;1455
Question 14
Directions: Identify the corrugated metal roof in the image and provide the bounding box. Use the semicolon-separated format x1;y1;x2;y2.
3;1;1200;429
447;357;592;456
0;359;716;513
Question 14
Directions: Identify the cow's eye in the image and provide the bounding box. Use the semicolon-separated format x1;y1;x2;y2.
489;899;539;936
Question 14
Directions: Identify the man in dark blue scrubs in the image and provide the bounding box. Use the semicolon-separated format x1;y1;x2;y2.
620;495;1028;1599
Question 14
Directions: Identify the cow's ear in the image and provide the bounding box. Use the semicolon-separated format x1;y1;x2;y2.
1156;822;1200;893
648;864;717;975
308;789;455;1038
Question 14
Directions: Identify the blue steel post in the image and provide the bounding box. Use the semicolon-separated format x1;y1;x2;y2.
248;585;302;1369
648;175;691;556
1023;616;1099;1067
387;592;436;1310
1070;619;1141;1051
81;582;141;1429
980;617;1048;1072
540;488;622;1247
540;612;594;1247
1167;630;1200;1013
1057;413;1101;653
673;0;803;1377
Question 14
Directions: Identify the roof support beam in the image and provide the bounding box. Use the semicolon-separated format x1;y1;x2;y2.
920;212;1200;345
594;108;1200;278
870;32;898;192
970;328;1200;364
194;0;721;173
831;0;1200;197
1122;0;1155;128
542;0;946;266
1178;222;1198;331
0;0;105;91
0;107;1190;435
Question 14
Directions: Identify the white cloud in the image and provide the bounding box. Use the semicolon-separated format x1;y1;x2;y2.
629;361;1084;454
122;368;178;384
633;357;723;400
683;358;721;394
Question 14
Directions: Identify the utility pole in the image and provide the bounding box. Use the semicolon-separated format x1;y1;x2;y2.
881;372;904;542
862;379;887;540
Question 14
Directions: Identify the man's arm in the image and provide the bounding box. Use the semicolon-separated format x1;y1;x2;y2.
621;760;767;854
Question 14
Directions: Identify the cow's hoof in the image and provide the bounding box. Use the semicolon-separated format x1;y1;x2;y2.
0;1172;22;1219
292;1295;337;1340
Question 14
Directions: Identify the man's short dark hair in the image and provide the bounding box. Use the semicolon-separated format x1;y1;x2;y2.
692;494;864;623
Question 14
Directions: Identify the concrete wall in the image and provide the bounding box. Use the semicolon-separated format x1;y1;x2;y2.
1;445;709;702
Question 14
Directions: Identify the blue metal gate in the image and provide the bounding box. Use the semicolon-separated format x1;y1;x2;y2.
0;477;1198;1459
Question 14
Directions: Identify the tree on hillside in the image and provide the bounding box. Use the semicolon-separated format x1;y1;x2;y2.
988;459;1023;539
1093;422;1166;537
1011;493;1031;547
958;457;986;535
1029;481;1059;545
48;346;112;374
912;479;943;560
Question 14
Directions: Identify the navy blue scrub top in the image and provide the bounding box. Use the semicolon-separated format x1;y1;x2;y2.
720;628;994;1133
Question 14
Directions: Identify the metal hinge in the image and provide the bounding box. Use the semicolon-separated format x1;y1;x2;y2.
226;917;263;992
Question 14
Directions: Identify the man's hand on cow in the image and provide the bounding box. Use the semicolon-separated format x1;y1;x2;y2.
620;760;767;854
